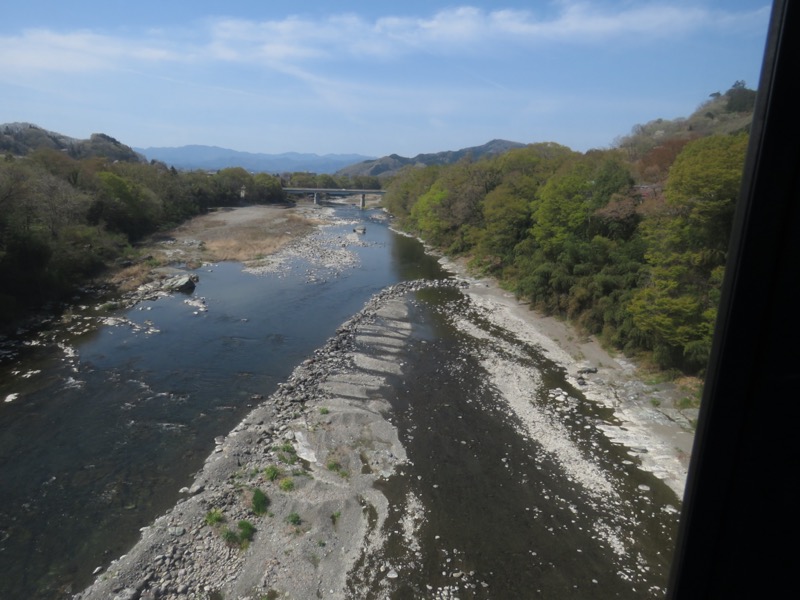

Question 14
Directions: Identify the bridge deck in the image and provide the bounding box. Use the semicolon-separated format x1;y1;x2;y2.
283;187;386;195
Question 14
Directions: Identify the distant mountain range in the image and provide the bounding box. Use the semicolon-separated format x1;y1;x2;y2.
335;139;526;178
1;122;528;178
135;145;375;175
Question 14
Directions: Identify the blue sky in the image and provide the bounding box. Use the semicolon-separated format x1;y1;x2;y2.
1;1;771;157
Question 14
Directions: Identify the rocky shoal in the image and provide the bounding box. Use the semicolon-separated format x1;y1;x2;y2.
74;278;465;600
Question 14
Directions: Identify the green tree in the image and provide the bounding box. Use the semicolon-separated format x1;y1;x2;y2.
529;153;632;259
213;167;254;206
314;173;337;188
383;166;440;224
725;81;757;113
351;175;382;190
288;172;317;188
472;143;575;279
409;181;449;244
89;171;162;241
252;173;285;203
477;183;531;274
630;133;749;370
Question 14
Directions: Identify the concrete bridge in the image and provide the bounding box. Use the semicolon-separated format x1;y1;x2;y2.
283;188;386;208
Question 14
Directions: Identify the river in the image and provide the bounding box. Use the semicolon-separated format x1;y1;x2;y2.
0;203;681;599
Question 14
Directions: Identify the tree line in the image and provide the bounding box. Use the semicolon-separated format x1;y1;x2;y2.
384;125;749;375
0;153;286;325
282;172;382;190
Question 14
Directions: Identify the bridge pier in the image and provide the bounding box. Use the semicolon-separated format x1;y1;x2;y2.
360;194;366;209
313;192;318;205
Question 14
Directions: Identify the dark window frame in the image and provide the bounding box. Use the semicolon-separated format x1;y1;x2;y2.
667;1;799;597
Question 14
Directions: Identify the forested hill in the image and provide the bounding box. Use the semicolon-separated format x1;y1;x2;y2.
614;81;755;167
1;123;144;163
383;82;756;375
337;139;526;178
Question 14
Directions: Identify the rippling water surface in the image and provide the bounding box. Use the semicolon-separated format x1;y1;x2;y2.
0;205;447;599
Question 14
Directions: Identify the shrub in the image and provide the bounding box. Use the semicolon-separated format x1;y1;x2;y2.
205;508;225;526
276;443;297;465
238;520;256;542
252;488;270;515
221;520;257;548
286;512;302;526
222;528;240;546
264;465;282;481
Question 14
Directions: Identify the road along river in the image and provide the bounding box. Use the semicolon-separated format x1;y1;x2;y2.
0;202;692;599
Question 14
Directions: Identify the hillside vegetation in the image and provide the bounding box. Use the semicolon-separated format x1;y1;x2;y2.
384;83;754;374
0;150;285;326
337;139;525;179
1;123;145;163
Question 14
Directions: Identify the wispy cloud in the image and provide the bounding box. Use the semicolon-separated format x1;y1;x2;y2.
0;28;183;73
0;2;770;75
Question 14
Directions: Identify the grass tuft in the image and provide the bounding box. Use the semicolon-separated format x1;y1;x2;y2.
252;488;270;515
205;508;225;526
265;465;282;481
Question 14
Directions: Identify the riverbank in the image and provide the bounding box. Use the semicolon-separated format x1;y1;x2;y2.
75;202;693;599
108;204;323;294
437;255;696;496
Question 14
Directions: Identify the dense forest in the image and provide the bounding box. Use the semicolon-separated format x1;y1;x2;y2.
384;83;755;374
0;135;380;327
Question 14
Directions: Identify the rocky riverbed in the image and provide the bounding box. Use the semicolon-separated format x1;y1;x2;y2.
74;280;466;600
72;203;694;600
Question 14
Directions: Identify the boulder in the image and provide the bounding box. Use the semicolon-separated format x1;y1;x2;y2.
162;274;198;293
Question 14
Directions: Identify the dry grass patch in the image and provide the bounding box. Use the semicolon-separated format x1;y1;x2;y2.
205;235;293;262
108;259;165;292
103;206;323;293
674;376;704;410
189;210;318;262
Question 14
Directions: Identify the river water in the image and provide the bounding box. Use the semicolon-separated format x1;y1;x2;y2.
354;287;680;598
0;204;680;599
0;205;448;599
